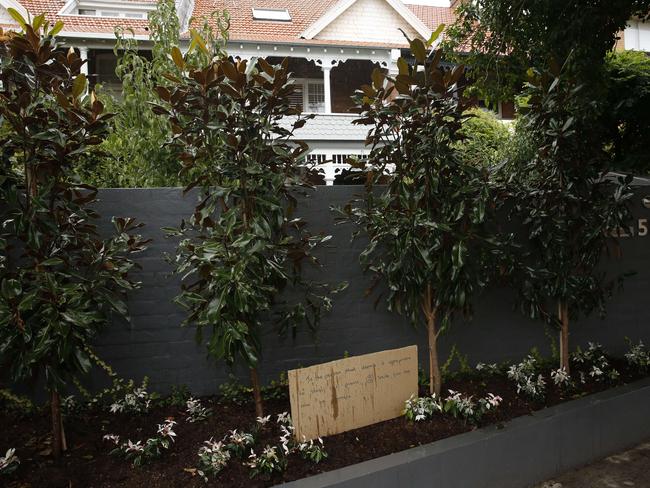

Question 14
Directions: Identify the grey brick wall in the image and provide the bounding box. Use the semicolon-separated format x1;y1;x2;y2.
84;185;650;395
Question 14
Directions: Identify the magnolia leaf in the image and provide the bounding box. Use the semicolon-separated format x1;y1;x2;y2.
397;57;409;76
427;23;445;47
49;20;64;37
6;8;26;28
72;73;87;98
410;38;427;63
371;68;385;90
32;13;46;31
221;61;239;81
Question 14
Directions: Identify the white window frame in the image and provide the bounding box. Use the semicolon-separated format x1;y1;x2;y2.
252;8;292;22
58;0;155;19
293;78;326;114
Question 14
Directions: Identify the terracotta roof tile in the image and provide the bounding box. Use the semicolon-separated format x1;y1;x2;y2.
193;0;455;47
19;0;151;35
16;0;455;44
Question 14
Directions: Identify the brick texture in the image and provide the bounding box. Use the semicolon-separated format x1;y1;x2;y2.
80;185;650;396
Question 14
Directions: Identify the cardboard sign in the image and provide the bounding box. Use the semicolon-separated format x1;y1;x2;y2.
288;345;418;440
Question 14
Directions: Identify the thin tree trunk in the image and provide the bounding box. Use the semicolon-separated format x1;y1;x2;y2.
51;390;63;459
423;285;441;396
250;367;264;418
558;300;570;373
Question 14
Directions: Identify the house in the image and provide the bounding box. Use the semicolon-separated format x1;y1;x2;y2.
1;0;645;183
0;0;457;183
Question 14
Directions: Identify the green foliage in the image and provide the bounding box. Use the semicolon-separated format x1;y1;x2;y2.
0;388;35;417
440;345;472;380
161;384;191;407
219;376;252;405
77;0;184;187
0;20;148;395
602;50;650;174
443;0;650;102
157;36;342;387
456;108;512;168
509;63;633;326
340;31;508;393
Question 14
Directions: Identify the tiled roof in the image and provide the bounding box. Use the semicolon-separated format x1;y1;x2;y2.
191;0;455;47
19;0;151;35
16;0;455;44
405;4;456;31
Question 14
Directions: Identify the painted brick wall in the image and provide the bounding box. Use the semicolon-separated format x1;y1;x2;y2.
315;0;420;45
81;185;650;396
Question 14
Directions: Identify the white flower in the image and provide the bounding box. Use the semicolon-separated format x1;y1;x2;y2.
277;412;292;425
256;415;271;426
0;448;19;472
103;434;121;445
124;440;144;453
157;419;177;441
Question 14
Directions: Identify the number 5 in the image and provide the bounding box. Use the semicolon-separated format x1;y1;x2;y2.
639;219;648;237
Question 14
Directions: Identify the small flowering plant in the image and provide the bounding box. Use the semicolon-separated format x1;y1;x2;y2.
196;439;231;482
276;412;328;463
475;362;502;376
185;397;212;423
297;437;328;463
225;430;255;458
404;391;501;425
247;445;287;478
551;367;572;389
444;390;503;425
109;387;153;414
403;394;443;422
0;448;19;475
572;343;620;383
625;340;650;374
104;419;177;466
507;356;547;400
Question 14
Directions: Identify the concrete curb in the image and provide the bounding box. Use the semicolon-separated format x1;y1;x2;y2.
277;377;650;488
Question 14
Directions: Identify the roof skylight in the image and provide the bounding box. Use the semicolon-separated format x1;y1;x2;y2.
252;8;291;21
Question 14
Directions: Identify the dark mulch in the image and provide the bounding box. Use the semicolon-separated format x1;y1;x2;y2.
2;361;647;488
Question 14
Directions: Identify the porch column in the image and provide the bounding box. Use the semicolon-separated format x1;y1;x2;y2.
78;46;89;77
322;65;332;114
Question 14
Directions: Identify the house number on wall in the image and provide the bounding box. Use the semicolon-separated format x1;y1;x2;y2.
611;219;648;238
611;196;650;238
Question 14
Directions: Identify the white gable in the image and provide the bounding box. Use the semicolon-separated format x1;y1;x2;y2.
313;0;422;45
0;0;28;25
0;6;16;24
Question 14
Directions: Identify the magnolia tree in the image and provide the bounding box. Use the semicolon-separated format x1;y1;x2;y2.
510;63;633;373
158;34;342;417
0;14;147;458
340;29;507;395
445;0;641;373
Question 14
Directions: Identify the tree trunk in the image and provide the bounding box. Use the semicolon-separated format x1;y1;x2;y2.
423;285;441;396
558;300;570;373
51;390;64;459
250;367;264;418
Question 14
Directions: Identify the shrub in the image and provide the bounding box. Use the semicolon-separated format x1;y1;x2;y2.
157;31;343;417
457;108;511;168
0;14;147;458
340;28;508;395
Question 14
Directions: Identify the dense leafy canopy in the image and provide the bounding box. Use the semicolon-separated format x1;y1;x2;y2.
602;50;650;174
0;13;147;455
444;0;650;102
157;33;342;414
341;32;508;394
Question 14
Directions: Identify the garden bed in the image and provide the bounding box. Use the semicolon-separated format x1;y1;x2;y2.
3;353;650;488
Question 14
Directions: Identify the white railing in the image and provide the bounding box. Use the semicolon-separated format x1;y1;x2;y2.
307;151;370;185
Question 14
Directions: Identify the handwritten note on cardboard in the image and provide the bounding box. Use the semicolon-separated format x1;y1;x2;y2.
288;345;418;440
